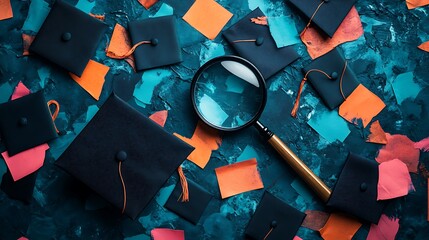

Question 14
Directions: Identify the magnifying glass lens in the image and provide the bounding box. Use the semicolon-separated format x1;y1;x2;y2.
193;60;265;130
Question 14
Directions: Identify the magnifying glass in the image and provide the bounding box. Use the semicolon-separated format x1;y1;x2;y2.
191;56;331;202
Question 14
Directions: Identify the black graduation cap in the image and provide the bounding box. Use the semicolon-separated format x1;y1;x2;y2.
164;179;212;224
29;0;107;77
245;191;306;240
223;8;300;80
128;16;182;71
303;48;359;110
0;91;57;156
288;0;357;38
326;152;385;224
56;93;194;219
1;171;37;204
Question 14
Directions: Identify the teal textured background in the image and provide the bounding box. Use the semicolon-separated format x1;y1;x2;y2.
1;0;429;239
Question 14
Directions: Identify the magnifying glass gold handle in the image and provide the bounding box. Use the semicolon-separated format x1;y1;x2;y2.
268;135;331;202
255;121;331;202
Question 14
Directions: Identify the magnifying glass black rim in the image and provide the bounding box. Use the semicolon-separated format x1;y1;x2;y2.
190;55;267;132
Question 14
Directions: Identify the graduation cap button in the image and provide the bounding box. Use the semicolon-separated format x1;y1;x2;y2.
19;117;28;126
360;182;367;192
116;151;127;162
151;38;159;46
61;32;72;42
330;72;338;80
255;37;264;46
270;220;278;228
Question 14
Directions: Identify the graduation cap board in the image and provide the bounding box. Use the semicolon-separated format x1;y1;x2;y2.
128;15;182;71
245;191;306;240
56;93;194;219
288;0;358;38
30;0;107;77
164;179;212;224
223;8;300;80
1;171;38;204
0;91;57;156
292;47;359;117
327;152;385;224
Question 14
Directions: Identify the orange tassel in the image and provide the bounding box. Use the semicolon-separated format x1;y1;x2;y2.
118;161;127;214
47;100;60;133
291;69;332;118
300;1;326;37
109;40;152;59
291;78;307;118
177;166;189;202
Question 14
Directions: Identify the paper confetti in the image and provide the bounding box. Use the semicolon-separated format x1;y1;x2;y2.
138;0;158;10
250;16;268;25
106;23;135;71
406;0;429;9
268;16;300;48
376;134;420;173
366;120;387;144
215;158;264;199
133;69;171;105
174;121;222;168
22;34;35;56
152;3;173;17
11;81;31;100
149;110;168;127
415;136;429;152
2;144;49;182
378;159;414;200
151;228;185;240
69;60;110;100
301;7;363;59
302;210;330;231
319;212;362;240
391;72;422;105
0;0;13;21
339;84;385;128
418;41;429;51
367;214;399;240
21;0;50;33
183;0;233;40
307;108;351;143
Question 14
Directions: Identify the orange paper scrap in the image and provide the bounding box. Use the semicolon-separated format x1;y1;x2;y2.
106;23;136;71
301;7;363;59
149;110;168;127
69;60;110;100
174;121;222;169
0;0;13;20
22;34;35;56
366;120;387;144
406;0;429;9
215;158;264;199
319;213;362;240
339;84;385;128
376;133;420;173
418;41;429;52
183;0;233;40
138;0;158;9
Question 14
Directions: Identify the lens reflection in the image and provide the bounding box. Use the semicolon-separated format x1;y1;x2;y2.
193;60;265;130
